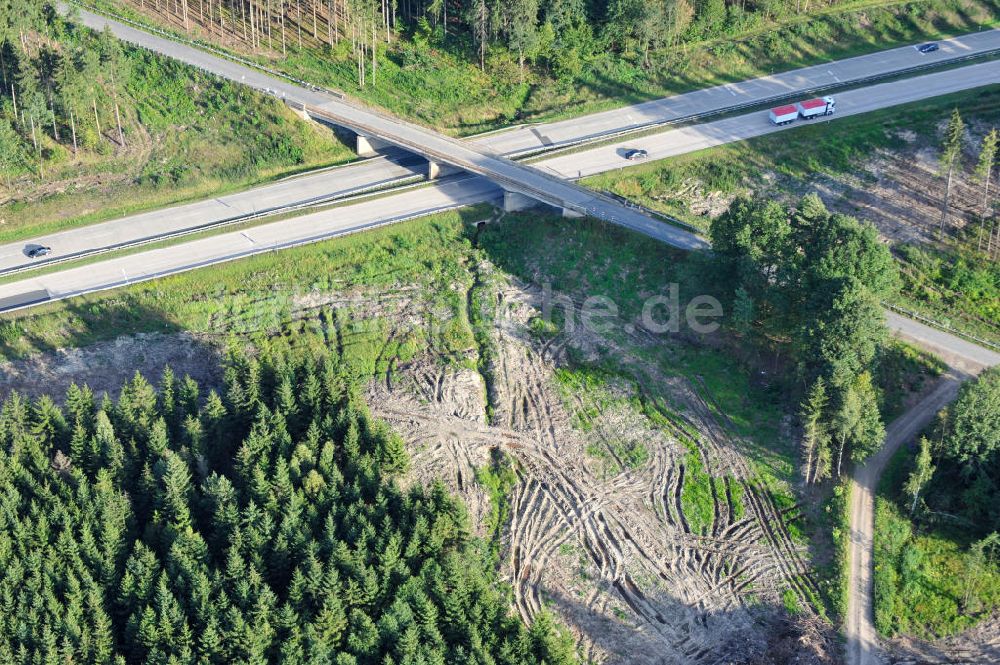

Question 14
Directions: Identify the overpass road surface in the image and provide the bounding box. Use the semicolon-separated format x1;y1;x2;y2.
61;3;697;241
3;57;999;274
8;6;997;276
2;49;1000;309
68;2;1000;154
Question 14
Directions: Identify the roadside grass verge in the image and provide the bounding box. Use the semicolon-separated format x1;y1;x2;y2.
582;85;1000;347
0;147;355;247
0;207;492;370
822;479;853;622
583;85;1000;233
1;20;353;243
875;341;948;422
893;240;1000;347
91;0;1000;134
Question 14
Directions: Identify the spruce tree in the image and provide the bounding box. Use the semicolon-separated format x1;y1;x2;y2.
938;108;965;238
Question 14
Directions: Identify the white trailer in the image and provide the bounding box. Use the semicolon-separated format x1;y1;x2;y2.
769;104;799;125
796;96;836;119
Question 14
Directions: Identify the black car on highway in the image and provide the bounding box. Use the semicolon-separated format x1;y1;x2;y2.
624;149;649;161
26;246;52;259
917;43;939;53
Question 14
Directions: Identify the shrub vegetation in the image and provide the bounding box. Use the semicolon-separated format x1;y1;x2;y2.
0;3;351;239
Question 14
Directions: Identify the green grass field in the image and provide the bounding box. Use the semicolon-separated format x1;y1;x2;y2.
0;207;486;364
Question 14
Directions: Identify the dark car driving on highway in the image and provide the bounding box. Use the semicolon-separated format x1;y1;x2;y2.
26;246;52;259
917;43;939;53
624;149;649;161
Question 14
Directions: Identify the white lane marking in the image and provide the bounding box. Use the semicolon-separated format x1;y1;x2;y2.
828;69;840;82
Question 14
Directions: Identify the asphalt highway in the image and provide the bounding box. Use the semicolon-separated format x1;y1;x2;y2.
5;58;998;277
886;310;1000;370
540;60;1000;179
0;153;426;271
6;7;997;275
0;176;504;308
3;60;1000;306
485;28;1000;155
68;2;1000;155
64;4;675;237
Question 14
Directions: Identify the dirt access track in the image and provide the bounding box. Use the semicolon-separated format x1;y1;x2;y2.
368;272;835;664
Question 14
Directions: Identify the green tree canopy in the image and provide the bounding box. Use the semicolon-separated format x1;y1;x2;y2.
0;348;579;665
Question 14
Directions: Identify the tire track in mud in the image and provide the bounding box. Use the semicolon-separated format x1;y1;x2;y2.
685;377;823;609
370;277;813;663
641;380;814;610
379;397;716;658
483;326;784;660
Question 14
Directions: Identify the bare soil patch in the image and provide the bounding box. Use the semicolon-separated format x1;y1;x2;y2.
887;610;1000;664
0;332;221;401
367;266;837;664
814;146;985;246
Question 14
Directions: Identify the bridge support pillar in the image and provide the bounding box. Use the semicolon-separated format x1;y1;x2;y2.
427;160;460;179
356;134;391;158
502;190;541;213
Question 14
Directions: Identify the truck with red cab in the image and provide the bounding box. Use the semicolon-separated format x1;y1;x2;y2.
769;96;836;125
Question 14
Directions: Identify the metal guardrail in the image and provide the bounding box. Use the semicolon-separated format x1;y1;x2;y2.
0;197;480;314
65;4;621;224
0;172;429;279
69;1;1000;160
598;190;703;234
883;301;1000;352
509;46;1000;160
67;1;347;100
302;104;591;213
23;1;1000;358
